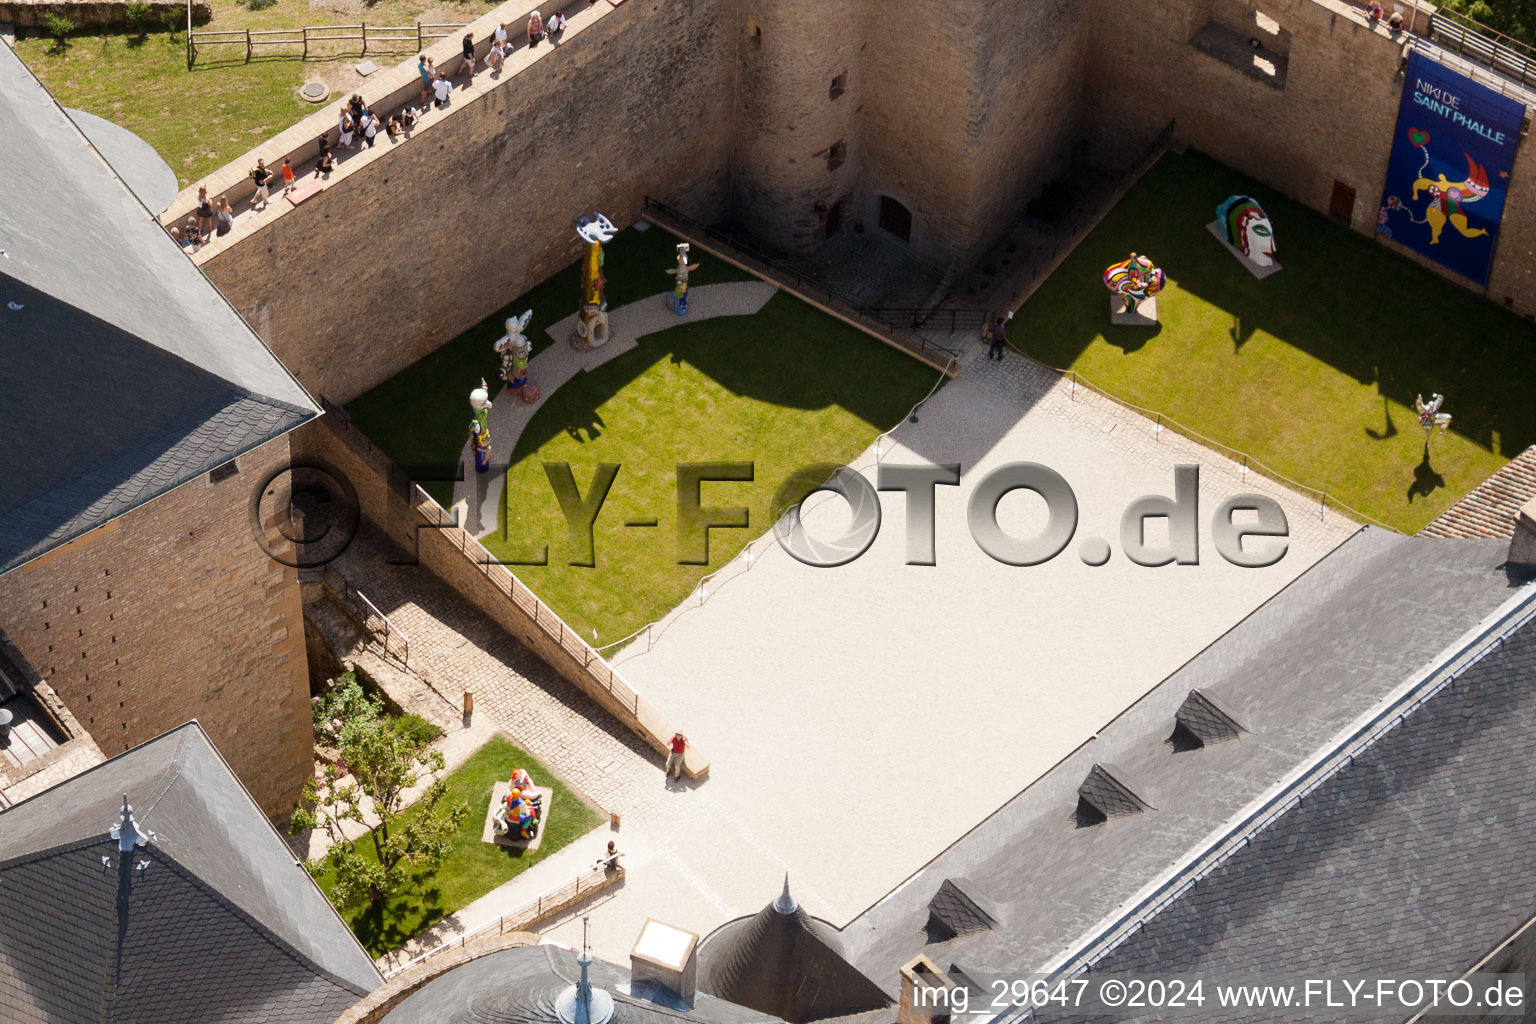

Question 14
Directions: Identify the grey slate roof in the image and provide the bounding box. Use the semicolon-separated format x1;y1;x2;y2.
1033;593;1536;1023
0;721;381;1023
838;529;1522;993
0;42;317;576
698;882;891;1023
381;942;783;1024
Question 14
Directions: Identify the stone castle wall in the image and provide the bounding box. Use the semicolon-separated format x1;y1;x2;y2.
192;0;737;406
0;437;313;818
1083;0;1536;313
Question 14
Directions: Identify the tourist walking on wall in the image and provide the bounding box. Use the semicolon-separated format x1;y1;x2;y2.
317;148;335;177
338;109;355;149
182;216;202;251
433;71;454;108
280;156;295;195
461;33;476;84
361;109;379;148
195;186;214;239
488;37;506;73
665;731;687;781
250;158;273;210
547;10;566;43
494;21;508;49
527;10;543;46
214;196;233;236
418;54;434;106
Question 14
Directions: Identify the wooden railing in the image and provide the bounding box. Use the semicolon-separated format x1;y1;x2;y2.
187;20;468;68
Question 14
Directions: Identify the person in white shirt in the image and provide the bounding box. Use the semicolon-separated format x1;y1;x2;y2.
432;72;453;107
493;21;508;48
547;10;566;42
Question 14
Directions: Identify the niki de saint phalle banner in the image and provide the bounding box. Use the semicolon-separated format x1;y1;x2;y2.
1377;49;1526;287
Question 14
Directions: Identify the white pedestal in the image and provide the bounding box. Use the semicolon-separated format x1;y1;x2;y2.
481;782;554;850
1109;294;1159;325
1206;221;1282;279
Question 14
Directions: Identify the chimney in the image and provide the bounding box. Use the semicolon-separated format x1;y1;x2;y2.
1511;496;1536;566
630;918;698;1004
898;955;958;1024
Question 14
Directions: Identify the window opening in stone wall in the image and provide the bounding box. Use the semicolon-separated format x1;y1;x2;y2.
827;139;847;171
878;195;913;243
830;72;847;100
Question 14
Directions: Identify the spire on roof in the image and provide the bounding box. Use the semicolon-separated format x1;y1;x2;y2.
556;915;615;1024
773;872;798;915
110;795;154;853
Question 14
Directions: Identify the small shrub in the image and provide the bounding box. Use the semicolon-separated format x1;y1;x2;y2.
125;0;152;32
242;0;277;12
391;713;444;744
43;11;76;40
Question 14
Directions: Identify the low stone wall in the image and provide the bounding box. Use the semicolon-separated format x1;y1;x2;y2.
292;410;709;778
0;0;209;29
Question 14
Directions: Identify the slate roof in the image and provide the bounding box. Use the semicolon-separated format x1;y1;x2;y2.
699;881;891;1023
381;942;782;1024
0;721;381;1023
0;42;317;576
1420;445;1536;538
1032;593;1536;1023
839;529;1523;993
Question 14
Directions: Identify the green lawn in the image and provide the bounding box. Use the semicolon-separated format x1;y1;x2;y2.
346;226;759;509
314;735;603;957
12;0;495;189
347;225;938;642
1012;149;1536;533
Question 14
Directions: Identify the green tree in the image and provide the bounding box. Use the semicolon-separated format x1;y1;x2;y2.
1437;0;1536;48
291;683;466;909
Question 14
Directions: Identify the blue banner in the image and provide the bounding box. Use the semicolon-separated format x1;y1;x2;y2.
1376;50;1525;286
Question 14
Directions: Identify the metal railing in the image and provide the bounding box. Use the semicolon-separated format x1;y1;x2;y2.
1428;9;1536;88
858;306;991;332
318;563;412;666
639;199;963;372
381;864;622;977
187;20;468;68
316;398;645;722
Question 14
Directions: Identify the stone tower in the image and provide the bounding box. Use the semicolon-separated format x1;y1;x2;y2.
731;0;863;253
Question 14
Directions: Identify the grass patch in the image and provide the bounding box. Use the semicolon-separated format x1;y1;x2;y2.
11;0;500;190
313;734;602;957
486;289;936;642
346;227;759;508
1011;148;1536;533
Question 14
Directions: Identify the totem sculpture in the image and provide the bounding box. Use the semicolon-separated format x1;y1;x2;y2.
1216;195;1278;267
469;379;492;474
665;242;701;316
1415;393;1452;438
572;212;616;350
494;310;541;404
1103;252;1166;315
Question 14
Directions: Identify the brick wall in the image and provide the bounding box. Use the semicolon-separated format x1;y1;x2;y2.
0;437;313;818
195;0;737;405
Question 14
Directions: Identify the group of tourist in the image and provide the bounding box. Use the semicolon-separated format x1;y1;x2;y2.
1363;0;1406;32
171;4;584;255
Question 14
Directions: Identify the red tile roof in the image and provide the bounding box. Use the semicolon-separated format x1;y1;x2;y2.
1419;446;1536;538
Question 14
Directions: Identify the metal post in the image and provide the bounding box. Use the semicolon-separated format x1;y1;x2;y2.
361;21;366;55
245;27;251;62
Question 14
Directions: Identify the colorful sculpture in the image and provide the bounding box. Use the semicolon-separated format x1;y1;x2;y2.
494;310;540;404
1415;392;1452;438
665;242;701;316
493;769;543;841
469;379;492;474
572;212;616;349
1216;195;1277;267
1103;252;1166;315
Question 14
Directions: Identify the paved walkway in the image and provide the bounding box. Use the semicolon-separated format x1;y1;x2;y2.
452;281;780;536
339;337;1360;969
